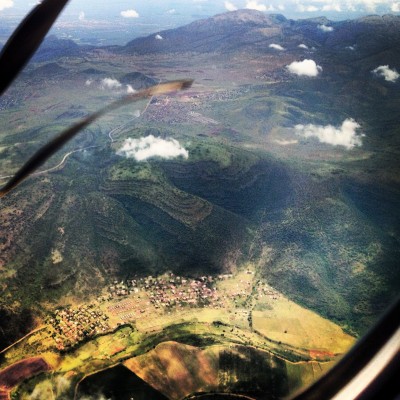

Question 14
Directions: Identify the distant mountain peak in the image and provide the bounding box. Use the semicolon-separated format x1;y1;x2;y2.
120;10;400;56
300;16;332;25
359;13;400;24
211;9;280;25
122;9;287;55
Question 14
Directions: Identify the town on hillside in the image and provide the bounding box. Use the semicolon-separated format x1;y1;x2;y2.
47;271;281;350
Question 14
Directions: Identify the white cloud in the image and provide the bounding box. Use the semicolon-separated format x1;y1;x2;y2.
117;135;189;161
225;1;238;11
28;386;48;400
298;43;309;49
295;118;364;149
166;8;177;14
361;0;382;12
246;0;268;11
346;0;400;13
322;3;342;11
291;0;400;13
0;0;13;11
275;139;299;145
269;43;285;50
155;34;163;40
55;376;71;395
278;4;285;10
392;2;400;11
318;24;334;32
85;79;92;86
346;45;356;50
299;4;319;11
121;9;139;18
347;2;357;11
101;78;122;90
126;84;136;94
78;11;85;21
287;59;322;77
372;65;399;82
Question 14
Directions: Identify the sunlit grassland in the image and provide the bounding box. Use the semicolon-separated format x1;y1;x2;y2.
12;324;336;400
3;259;354;398
253;297;354;355
3;263;354;398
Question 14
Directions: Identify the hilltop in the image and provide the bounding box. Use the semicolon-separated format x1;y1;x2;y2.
120;9;400;59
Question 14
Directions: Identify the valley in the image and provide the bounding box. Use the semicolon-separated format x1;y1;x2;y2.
1;264;353;399
0;8;399;399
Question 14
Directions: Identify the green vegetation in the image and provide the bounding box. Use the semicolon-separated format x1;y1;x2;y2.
1;11;400;398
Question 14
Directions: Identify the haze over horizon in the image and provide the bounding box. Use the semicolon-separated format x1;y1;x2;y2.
1;0;400;45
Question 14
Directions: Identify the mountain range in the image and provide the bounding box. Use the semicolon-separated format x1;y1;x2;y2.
121;10;400;60
0;9;399;350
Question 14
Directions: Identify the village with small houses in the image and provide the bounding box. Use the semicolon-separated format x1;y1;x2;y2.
46;268;282;350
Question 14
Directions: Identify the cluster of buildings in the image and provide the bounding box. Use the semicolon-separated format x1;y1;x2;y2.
46;271;277;350
142;87;248;125
146;275;219;309
144;97;192;124
255;282;281;301
49;304;110;350
107;273;221;312
201;88;249;103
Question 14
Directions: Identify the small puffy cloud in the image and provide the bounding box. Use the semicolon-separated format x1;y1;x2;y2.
295;118;364;149
278;4;285;10
225;1;238;11
28;386;48;400
372;65;399;82
269;43;285;50
155;34;163;40
287;59;322;77
78;11;85;21
275;139;298;145
117;135;189;161
0;0;13;11
126;84;136;94
298;43;309;49
101;78;122;90
392;2;400;12
361;0;382;12
246;0;268;11
55;376;71;395
85;79;92;86
121;9;139;18
318;24;334;32
346;45;356;50
166;8;176;14
347;2;356;11
322;3;342;11
297;4;319;11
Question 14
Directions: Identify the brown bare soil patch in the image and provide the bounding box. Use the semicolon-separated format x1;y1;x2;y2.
110;346;126;356
0;389;10;400
0;357;51;390
309;349;335;360
124;341;219;399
